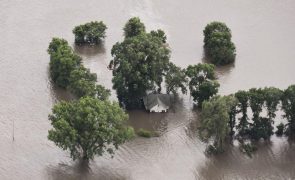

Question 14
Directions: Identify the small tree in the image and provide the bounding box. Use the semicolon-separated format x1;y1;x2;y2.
73;21;107;45
123;17;146;38
186;63;219;107
48;97;134;161
203;22;236;65
199;95;238;153
281;85;295;136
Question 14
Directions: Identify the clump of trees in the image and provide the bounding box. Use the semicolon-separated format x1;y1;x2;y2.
48;37;110;100
47;36;134;161
203;22;236;65
73;21;107;45
199;85;295;153
48;97;134;160
109;17;187;109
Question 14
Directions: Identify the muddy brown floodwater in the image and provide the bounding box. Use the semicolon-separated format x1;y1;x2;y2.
1;0;295;179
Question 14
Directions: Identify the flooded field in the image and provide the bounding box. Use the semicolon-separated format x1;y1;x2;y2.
1;0;295;179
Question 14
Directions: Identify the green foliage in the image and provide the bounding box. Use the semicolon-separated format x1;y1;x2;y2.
47;37;110;99
123;17;146;38
186;63;219;107
199;95;237;152
68;67;110;100
48;97;134;160
73;21;107;44
249;117;274;140
235;90;249;136
203;22;236;65
281;85;295;136
165;63;187;95
136;128;159;138
48;38;81;88
263;87;283;120
110;33;170;109
150;29;167;43
276;123;285;136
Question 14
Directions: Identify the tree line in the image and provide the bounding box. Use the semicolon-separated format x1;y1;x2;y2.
199;85;295;153
47;27;134;160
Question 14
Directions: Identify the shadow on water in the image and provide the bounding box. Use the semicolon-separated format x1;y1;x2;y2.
197;136;295;179
73;43;106;58
46;159;128;180
201;49;235;74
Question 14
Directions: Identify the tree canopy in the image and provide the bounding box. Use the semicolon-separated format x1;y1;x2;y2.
199;95;238;153
123;17;146;38
186;63;219;107
48;97;134;160
73;21;107;45
282;85;295;136
203;22;236;65
48;38;81;88
109;31;171;109
68;66;110;100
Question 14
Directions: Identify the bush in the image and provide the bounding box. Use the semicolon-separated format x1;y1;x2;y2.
73;21;107;45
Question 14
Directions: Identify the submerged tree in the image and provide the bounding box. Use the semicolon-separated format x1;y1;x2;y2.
73;21;107;45
203;22;236;65
109;33;170;109
248;88;274;140
281;85;295;136
235;90;249;136
68;66;110;99
123;17;146;38
48;38;81;88
199;95;238;153
48;97;134;161
165;63;187;95
186;63;219;107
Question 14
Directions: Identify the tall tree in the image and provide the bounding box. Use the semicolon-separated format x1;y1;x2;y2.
281;85;295;136
199;95;238;153
165;63;187;95
186;63;219;107
235;90;249;136
48;97;134;161
109;33;170;109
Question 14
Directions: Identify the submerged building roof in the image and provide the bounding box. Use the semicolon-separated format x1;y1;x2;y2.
143;93;172;111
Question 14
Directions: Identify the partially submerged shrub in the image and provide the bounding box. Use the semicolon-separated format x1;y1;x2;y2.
137;128;159;138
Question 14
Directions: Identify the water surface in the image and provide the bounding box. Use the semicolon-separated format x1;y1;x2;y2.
1;0;295;179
